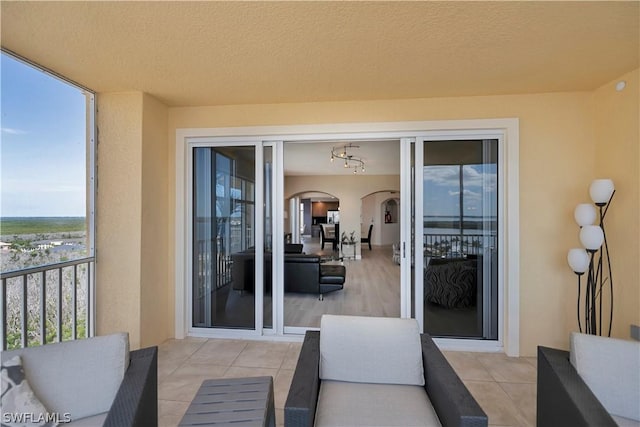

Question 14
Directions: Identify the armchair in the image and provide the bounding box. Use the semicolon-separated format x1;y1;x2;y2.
1;333;157;427
537;332;639;427
285;315;487;427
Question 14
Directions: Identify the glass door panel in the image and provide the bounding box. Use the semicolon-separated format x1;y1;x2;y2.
421;139;498;339
192;146;256;329
263;146;273;329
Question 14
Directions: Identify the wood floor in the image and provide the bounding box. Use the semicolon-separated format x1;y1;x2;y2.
283;237;400;328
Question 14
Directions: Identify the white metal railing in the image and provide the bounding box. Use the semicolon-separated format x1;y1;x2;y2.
0;257;94;350
423;233;496;258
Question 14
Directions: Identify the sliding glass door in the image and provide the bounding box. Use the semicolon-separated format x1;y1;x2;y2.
192;145;258;329
415;138;499;340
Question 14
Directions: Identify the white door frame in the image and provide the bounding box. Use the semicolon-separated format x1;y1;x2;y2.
175;119;520;355
412;132;508;353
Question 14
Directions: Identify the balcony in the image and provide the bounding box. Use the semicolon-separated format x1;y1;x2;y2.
0;257;94;350
157;336;537;426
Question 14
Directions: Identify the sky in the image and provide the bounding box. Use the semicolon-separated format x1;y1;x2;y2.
423;164;498;218
1;53;87;217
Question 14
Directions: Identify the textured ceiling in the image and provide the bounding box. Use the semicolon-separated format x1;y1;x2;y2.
1;1;638;107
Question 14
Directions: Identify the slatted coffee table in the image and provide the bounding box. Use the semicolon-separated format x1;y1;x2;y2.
179;376;275;427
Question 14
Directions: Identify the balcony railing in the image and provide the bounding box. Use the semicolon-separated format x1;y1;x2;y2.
0;257;95;350
424;233;496;258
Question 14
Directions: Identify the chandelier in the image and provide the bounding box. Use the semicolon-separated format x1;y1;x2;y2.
330;143;365;174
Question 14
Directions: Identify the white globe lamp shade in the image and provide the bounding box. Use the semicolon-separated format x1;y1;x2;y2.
589;179;615;205
574;204;596;226
579;225;604;251
567;248;590;273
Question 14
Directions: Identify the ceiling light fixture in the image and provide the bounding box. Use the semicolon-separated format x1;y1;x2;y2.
330;143;365;174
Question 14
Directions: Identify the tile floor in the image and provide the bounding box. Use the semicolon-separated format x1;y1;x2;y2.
158;337;537;427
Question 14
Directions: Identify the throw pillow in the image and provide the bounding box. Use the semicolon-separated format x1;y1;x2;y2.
1;355;56;427
424;260;477;308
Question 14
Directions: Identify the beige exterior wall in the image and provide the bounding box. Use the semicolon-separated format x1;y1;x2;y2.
96;92;143;349
592;68;640;339
167;91;596;356
96;70;638;356
96;92;171;349
140;93;170;348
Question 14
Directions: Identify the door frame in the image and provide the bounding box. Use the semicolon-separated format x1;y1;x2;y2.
175;118;520;355
412;133;506;352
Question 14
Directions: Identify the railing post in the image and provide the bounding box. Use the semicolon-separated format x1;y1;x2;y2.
1;278;6;351
21;275;28;348
72;264;77;340
57;267;63;342
40;271;46;345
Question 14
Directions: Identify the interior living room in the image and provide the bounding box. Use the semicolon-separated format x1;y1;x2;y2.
1;2;638;426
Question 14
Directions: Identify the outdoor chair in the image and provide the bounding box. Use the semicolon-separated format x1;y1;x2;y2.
284;315;487;427
1;332;158;427
537;332;640;426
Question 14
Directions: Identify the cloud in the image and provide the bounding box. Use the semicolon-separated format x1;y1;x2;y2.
423;166;459;186
448;189;481;199
1;127;28;135
424;165;497;193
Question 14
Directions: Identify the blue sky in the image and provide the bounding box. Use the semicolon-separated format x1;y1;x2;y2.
1;53;87;217
423;164;497;218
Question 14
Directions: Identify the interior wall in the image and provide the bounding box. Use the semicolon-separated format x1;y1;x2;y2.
96;92;143;349
361;192;401;246
139;93;170;348
592;68;639;339
285;175;401;258
167;91;601;356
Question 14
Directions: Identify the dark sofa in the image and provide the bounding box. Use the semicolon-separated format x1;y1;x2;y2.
231;251;345;300
284;254;345;300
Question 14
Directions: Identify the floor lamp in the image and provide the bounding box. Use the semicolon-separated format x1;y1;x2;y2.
567;179;615;336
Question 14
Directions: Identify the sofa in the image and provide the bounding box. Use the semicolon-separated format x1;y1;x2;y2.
284;255;345;300
232;251;345;300
537;332;640;427
285;315;487;427
0;332;157;427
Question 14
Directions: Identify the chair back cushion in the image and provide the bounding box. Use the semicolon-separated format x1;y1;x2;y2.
570;332;640;421
1;332;130;421
319;315;424;385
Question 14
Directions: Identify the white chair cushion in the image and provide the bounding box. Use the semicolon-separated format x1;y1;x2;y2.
570;332;640;421
1;333;129;421
611;415;640;427
319;315;424;385
315;380;441;427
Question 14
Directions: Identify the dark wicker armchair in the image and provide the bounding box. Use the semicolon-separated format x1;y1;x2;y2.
537;345;623;427
285;327;487;427
104;346;158;427
1;334;158;427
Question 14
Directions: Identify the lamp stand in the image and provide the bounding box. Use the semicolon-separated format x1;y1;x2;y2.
580;191;615;336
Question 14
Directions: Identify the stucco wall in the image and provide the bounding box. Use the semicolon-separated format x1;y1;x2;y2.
94;72;637;356
96;92;143;349
140;93;170;348
167;91;597;356
592;68;639;339
96;91;171;349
